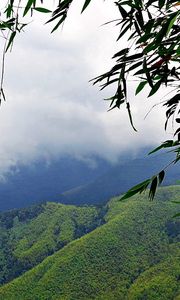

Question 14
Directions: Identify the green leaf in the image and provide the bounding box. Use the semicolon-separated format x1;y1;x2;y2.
112;48;129;59
4;4;13;18
33;7;52;13
117;23;131;41
118;5;128;18
51;16;66;33
143;58;153;87
6;31;16;52
148;80;162;97
135;10;144;30
176;44;180;55
126;61;142;73
158;170;165;184
174;128;180;137
81;0;92;13
158;0;165;9
166;12;179;36
126;102;137;131
149;176;158;200
135;81;147;95
1;88;6;102
137;32;153;44
120;179;150;201
124;53;143;62
144;19;154;34
23;0;35;16
120;189;141;200
143;41;156;54
148;140;174;154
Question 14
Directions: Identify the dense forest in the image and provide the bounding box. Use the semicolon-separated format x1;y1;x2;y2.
0;203;102;284
0;185;179;299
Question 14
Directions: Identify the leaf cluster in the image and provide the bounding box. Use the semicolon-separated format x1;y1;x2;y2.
1;0;179;140
92;1;180;134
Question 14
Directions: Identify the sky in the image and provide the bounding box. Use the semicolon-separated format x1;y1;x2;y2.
0;0;172;174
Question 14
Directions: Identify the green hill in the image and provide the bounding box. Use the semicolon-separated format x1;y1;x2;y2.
0;185;179;299
0;203;101;284
127;243;180;300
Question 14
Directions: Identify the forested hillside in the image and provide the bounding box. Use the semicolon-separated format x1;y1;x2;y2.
0;186;179;299
0;203;102;284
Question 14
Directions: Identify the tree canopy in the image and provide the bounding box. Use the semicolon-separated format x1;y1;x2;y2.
0;0;180;200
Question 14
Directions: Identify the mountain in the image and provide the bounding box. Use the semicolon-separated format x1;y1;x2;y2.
0;151;179;211
60;153;180;205
0;156;111;211
0;185;179;299
0;202;102;284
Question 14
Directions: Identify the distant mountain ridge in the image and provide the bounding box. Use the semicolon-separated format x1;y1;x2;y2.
0;156;111;211
60;153;180;205
0;150;179;211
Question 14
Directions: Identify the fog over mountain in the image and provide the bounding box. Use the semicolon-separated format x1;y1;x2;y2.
0;0;172;176
0;149;179;211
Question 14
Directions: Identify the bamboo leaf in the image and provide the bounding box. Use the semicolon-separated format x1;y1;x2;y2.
158;0;165;9
149;176;158;200
112;48;129;59
135;81;147;95
166;12;179;36
148;80;162;97
126;102;137;131
23;0;35;16
33;7;52;13
81;0;92;13
148;140;174;154
51;16;66;33
120;179;151;201
6;31;16;52
158;170;165;184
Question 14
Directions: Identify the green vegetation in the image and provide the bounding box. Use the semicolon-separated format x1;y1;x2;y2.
0;185;179;299
0;202;101;284
127;244;180;300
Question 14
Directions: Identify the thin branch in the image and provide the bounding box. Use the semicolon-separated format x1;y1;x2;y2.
0;31;9;103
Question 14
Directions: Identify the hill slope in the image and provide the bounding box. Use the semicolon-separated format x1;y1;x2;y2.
127;244;180;300
0;186;179;299
0;203;101;284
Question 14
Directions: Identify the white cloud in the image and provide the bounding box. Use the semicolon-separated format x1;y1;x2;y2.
0;0;173;174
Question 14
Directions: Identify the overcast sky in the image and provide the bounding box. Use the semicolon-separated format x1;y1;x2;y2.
0;0;172;174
